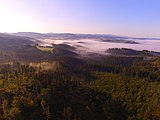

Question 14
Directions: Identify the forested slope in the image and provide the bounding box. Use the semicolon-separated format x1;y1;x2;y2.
0;56;160;120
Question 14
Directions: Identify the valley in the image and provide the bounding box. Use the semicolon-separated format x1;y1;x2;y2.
0;32;160;120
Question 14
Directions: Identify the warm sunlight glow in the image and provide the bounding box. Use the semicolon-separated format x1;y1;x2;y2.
0;4;37;32
0;0;160;37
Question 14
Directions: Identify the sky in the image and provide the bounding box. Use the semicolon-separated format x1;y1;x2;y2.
0;0;160;37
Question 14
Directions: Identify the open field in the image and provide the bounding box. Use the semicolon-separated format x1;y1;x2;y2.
36;45;54;53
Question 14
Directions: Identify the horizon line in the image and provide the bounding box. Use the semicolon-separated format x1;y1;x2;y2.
2;31;160;39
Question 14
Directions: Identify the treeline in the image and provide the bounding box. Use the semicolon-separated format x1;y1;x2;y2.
0;56;160;120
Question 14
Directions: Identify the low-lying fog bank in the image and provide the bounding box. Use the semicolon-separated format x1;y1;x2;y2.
37;38;160;55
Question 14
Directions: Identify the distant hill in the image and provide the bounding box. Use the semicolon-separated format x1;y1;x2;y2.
11;32;48;39
0;33;34;51
11;32;129;40
10;32;160;40
0;32;159;62
0;33;78;62
9;32;139;44
106;48;160;56
0;33;54;62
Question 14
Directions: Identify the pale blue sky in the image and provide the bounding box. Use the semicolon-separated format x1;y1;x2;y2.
0;0;160;37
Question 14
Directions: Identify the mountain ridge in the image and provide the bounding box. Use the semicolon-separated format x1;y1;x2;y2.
7;32;160;40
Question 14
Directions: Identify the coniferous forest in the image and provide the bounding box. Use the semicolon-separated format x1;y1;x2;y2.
0;54;160;120
1;0;160;119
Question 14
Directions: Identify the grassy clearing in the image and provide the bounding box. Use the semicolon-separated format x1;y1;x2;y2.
29;62;57;71
0;80;3;86
36;45;54;53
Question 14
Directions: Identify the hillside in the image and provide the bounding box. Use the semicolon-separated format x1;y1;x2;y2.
0;55;160;120
0;33;159;120
0;34;78;62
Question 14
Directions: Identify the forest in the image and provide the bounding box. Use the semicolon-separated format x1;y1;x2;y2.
0;55;160;120
1;0;160;119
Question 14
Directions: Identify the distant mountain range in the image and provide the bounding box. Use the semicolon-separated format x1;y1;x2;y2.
0;32;159;62
9;32;160;41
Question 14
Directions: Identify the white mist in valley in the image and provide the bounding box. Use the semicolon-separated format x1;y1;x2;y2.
38;39;160;54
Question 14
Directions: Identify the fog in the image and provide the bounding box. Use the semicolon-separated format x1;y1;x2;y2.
38;39;160;54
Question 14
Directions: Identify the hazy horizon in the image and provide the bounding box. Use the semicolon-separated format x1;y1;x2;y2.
3;32;160;39
0;0;160;38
